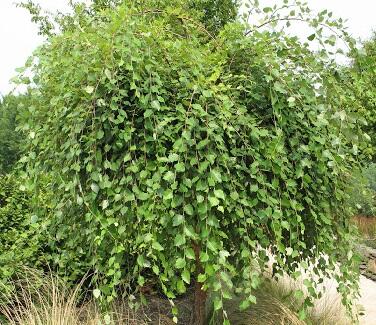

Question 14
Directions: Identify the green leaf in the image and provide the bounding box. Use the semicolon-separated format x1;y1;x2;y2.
152;265;160;275
152;241;164;251
91;183;99;193
213;297;222;311
151;100;160;110
200;251;209;263
144;233;153;242
30;215;38;224
144;109;153;118
174;234;185;246
239;299;250;311
214;189;225;200
230;192;239;200
168;153;179;162
175;162;185;173
104;68;112;80
101;200;109;209
197;139;209;149
182;269;190;284
184;225;196;238
210;170;222;183
240;295;256;311
298;309;307;320
202;90;212;97
177;279;186;293
198;161;210;173
173;214;184;227
197;273;206;282
163;171;175;182
137;255;146;267
96;130;104;139
184;204;194;216
137;192;149;201
308;33;316;41
163;189;173;201
93;289;101;299
274;82;287;94
208;196;219;207
123;153;132;162
185;248;195;259
118;226;126;235
138;275;145;286
175;258;186;269
103;314;111;325
77;196;83;205
85;85;94;94
294;290;304;300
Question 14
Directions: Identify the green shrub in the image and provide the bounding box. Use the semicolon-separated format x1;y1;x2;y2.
349;165;376;217
19;0;362;322
0;95;24;174
364;163;376;192
344;34;376;162
0;175;51;289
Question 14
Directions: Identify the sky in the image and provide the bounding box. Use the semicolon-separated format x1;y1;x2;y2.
0;0;375;95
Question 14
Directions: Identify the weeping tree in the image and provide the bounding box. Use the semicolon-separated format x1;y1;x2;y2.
19;0;362;323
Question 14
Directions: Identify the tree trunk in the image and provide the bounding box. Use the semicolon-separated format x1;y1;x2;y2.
192;243;207;325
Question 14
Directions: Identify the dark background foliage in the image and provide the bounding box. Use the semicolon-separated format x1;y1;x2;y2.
0;175;51;290
0;95;25;174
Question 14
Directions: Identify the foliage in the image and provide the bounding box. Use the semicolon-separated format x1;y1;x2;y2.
348;165;376;217
188;0;239;35
19;0;239;38
0;174;51;290
18;0;363;322
0;95;25;174
364;163;376;192
343;34;376;161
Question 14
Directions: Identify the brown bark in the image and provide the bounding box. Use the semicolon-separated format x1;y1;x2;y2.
192;243;207;325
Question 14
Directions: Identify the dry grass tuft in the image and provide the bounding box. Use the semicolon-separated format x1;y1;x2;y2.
0;268;92;325
223;285;304;325
0;267;353;325
0;268;164;325
353;215;376;240
221;275;351;325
